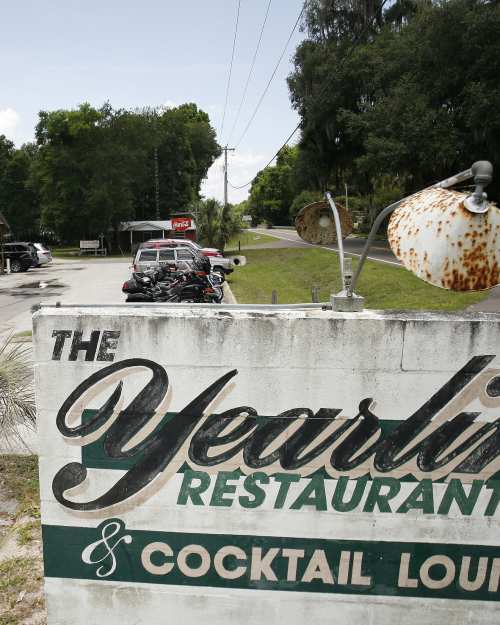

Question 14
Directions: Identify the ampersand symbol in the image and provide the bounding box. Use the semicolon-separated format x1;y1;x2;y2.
81;519;132;577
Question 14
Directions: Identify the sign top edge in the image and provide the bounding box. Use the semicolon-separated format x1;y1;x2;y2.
30;303;500;322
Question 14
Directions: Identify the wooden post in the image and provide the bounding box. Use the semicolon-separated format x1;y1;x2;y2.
311;285;319;303
271;290;277;305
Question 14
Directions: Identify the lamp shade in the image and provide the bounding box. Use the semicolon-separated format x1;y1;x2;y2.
295;201;353;245
388;188;500;291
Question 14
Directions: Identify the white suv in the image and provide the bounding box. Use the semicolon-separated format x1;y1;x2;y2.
136;241;235;274
133;246;234;274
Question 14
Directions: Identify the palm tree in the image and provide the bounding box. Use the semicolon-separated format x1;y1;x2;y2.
0;335;36;449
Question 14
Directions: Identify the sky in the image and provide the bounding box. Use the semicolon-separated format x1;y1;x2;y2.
0;0;305;205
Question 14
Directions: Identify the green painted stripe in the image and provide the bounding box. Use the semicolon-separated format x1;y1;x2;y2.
79;410;500;483
80;410;399;472
42;522;500;601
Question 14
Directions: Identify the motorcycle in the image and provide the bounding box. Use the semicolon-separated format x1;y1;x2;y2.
122;260;223;304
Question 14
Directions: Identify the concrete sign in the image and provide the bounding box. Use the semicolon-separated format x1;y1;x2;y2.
34;306;500;624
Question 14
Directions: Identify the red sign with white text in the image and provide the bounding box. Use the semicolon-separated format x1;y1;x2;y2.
171;217;192;232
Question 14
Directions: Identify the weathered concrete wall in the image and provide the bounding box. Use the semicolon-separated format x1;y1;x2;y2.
33;305;500;625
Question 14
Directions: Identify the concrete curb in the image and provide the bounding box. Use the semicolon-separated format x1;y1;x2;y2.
223;282;237;304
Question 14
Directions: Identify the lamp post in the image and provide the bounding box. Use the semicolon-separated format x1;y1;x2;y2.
324;161;496;312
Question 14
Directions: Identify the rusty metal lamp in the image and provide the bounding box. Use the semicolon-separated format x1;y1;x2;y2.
324;161;497;311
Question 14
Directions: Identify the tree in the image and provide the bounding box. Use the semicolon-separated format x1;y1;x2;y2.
195;198;222;248
0;135;15;226
35;103;107;241
0;137;41;240
194;198;241;250
288;0;500;210
33;102;220;242
136;104;220;219
248;146;300;226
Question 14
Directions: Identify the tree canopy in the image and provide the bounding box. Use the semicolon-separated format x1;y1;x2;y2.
33;102;220;241
249;0;500;227
0;136;40;239
0;102;220;242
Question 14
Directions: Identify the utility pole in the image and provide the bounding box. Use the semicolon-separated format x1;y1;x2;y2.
154;146;160;220
223;145;235;207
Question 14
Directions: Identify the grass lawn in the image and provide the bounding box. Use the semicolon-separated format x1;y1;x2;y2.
0;455;44;625
228;247;488;310
225;230;278;250
51;246;77;257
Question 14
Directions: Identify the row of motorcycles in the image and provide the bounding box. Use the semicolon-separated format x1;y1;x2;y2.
122;254;224;304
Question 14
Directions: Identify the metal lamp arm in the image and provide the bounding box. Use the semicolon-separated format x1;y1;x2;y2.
350;198;403;292
325;192;346;291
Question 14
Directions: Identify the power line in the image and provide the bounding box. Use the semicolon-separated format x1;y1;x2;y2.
227;0;273;145
228;123;301;190
234;2;305;149
228;0;391;190
219;0;242;141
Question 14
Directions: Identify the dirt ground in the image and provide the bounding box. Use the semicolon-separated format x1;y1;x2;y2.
0;456;46;625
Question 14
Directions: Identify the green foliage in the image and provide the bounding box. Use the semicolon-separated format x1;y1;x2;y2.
0;337;35;451
289;190;324;220
334;194;366;212
0;455;42;624
0;556;43;624
17;520;41;546
0;137;40;240
32;102;219;242
287;0;500;209
248;146;300;226
193;198;221;248
0;455;39;519
193;198;241;250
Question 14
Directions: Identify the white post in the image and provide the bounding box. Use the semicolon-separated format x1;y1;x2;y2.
6;258;10;274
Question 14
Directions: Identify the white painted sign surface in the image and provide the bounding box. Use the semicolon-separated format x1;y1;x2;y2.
34;306;500;624
79;240;100;249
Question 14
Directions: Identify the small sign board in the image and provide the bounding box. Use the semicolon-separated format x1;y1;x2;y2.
172;217;192;232
79;240;100;249
242;215;252;223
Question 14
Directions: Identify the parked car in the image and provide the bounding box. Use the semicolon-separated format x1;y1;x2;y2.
33;243;53;267
2;242;38;272
140;238;223;258
133;245;234;275
138;239;235;274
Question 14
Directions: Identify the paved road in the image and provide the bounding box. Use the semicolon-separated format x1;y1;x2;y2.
0;258;132;335
251;228;401;267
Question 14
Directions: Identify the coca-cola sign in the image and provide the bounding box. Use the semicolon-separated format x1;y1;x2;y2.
171;217;191;231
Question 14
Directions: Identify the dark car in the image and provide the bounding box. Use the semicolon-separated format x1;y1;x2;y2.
3;242;38;272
